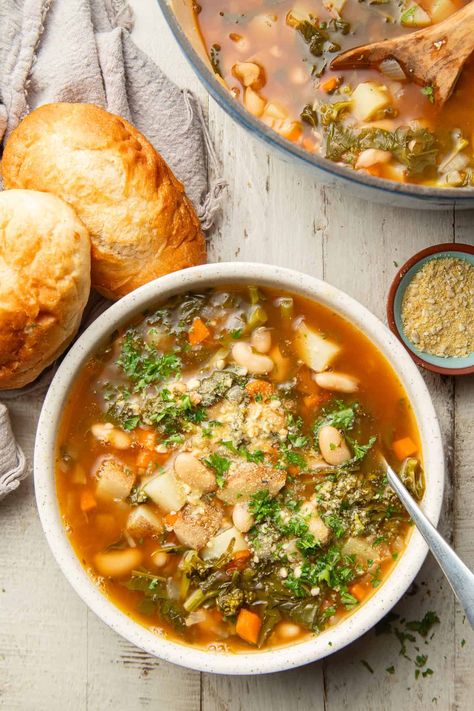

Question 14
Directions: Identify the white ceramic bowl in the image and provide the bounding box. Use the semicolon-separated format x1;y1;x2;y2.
34;263;444;675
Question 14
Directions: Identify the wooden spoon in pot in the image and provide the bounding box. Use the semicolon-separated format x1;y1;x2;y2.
331;2;474;106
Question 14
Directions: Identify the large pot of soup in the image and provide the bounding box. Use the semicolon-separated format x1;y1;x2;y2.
34;263;444;674
157;0;474;208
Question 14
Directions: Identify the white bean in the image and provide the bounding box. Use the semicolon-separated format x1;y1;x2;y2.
355;148;392;169
318;425;352;466
91;423;131;449
314;371;359;393
151;551;169;568
244;87;266;117
231;342;274;374
232;502;255;532
277;622;302;640
232;61;264;89
94;548;142;578
250;327;272;353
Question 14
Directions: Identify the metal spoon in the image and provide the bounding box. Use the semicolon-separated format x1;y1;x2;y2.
331;2;474;106
382;457;474;628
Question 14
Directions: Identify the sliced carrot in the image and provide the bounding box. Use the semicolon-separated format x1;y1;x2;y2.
136;449;158;468
227;549;252;572
320;76;340;93
80;489;97;513
188;317;211;345
392;436;418;461
302;137;316;152
245;379;273;400
236;608;262;645
349;582;367;602
363;164;383;178
287;464;300;477
135;429;157;449
164;512;179;528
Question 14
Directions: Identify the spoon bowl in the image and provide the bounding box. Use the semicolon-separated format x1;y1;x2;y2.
331;2;474;106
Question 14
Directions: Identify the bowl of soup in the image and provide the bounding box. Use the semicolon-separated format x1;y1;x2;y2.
34;263;444;674
157;0;474;208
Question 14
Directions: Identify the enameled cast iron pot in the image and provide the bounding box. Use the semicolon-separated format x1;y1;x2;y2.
156;0;474;210
34;263;444;674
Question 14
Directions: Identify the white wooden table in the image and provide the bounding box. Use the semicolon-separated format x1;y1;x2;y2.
1;2;473;709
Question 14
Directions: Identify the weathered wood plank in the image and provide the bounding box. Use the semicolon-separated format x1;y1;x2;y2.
453;218;474;711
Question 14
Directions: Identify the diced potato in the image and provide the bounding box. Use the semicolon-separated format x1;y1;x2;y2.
294;322;340;373
126;505;163;538
95;457;135;501
323;0;346;13
342;537;389;563
174;452;217;494
142;469;186;514
351;82;392;122
94;548;143;578
202;526;249;560
173;501;223;550
430;0;456;22
216;461;286;505
400;4;432;27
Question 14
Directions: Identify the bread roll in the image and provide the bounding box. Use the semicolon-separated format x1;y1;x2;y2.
2;103;206;300
0;189;91;389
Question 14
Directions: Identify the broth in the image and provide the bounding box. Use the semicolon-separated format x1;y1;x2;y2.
56;286;424;652
193;0;474;188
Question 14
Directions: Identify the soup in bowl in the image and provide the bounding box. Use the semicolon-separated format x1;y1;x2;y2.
34;264;444;673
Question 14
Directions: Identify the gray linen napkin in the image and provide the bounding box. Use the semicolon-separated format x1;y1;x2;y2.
0;0;225;500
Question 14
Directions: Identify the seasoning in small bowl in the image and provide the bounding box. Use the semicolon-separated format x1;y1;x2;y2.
387;243;474;375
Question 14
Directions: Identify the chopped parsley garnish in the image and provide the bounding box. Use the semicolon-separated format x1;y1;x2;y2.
249;490;280;522
405;611;440;637
313;400;358;439
202;453;231;488
117;331;181;390
322;513;346;539
421;85;435;104
220;440;265;463
122;415;140;431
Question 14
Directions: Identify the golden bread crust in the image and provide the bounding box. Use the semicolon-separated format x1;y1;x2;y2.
0;189;91;389
2;103;206;300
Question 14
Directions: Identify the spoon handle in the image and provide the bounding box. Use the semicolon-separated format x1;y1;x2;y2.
387;466;474;629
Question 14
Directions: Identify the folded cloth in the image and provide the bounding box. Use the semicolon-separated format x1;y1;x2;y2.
0;0;226;500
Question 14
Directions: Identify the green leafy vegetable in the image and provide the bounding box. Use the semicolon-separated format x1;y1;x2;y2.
117;331;181;390
301;104;318;128
202;453;231;488
326;124;439;176
399;457;424;500
209;44;222;77
249;490;281;522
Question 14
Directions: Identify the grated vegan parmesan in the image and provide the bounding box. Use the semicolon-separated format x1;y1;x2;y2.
401;257;474;358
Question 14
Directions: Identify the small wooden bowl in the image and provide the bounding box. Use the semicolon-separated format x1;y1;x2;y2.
387;243;474;375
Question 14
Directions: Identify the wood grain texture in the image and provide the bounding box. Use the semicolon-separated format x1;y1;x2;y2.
1;1;473;709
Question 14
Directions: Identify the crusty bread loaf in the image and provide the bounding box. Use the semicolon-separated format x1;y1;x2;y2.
2;103;206;300
0;189;91;389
